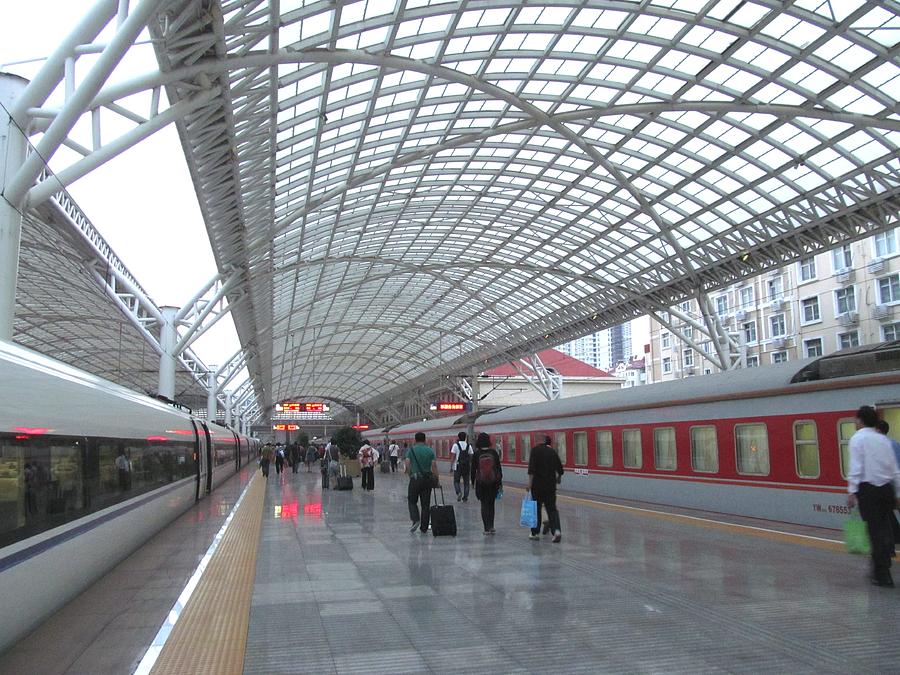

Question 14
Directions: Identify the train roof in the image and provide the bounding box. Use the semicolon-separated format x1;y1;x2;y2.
479;342;900;426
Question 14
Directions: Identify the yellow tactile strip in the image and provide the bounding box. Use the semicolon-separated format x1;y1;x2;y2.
151;474;265;675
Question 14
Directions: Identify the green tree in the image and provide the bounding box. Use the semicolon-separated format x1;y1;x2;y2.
331;426;364;458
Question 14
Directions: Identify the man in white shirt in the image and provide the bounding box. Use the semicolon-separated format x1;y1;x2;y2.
846;405;900;587
450;432;473;502
388;441;400;473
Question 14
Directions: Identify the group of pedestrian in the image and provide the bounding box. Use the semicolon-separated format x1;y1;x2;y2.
405;430;564;542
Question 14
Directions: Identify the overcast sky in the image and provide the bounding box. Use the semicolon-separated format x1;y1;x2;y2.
0;0;242;368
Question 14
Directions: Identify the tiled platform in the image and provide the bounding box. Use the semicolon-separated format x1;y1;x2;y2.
244;469;899;674
3;463;900;674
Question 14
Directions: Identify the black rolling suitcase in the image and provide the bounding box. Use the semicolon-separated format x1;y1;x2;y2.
335;463;353;491
380;460;390;474
430;486;456;537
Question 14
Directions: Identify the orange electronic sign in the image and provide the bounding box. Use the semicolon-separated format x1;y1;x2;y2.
351;424;370;430
273;423;300;431
436;402;466;411
278;402;325;413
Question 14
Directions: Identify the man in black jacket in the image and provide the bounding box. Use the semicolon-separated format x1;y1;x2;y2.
528;436;564;543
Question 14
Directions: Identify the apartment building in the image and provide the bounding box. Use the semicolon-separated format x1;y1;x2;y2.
647;228;900;382
558;322;632;372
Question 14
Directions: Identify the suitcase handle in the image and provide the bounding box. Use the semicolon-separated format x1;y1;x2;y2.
432;484;445;505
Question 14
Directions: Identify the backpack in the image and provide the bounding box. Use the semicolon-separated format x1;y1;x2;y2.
359;446;373;467
455;442;472;468
476;452;496;485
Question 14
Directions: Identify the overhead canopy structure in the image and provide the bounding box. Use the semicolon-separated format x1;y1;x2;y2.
3;0;900;420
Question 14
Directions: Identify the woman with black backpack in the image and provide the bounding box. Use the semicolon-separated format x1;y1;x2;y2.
471;432;502;535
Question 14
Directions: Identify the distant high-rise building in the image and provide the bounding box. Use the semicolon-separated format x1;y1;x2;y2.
558;322;633;371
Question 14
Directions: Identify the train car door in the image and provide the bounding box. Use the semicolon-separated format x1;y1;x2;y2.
200;421;214;494
232;431;241;471
881;404;900;446
190;419;205;502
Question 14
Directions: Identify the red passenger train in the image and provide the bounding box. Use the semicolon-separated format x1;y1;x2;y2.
367;342;900;530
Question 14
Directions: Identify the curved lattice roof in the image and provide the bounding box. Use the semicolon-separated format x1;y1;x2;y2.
9;0;900;417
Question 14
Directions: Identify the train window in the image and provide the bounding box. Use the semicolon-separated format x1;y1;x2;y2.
521;435;531;463
837;418;855;478
793;421;820;478
554;433;567;464
573;432;588;466
734;424;770;475
508;436;516;463
596;430;613;467
690;426;718;473
623;429;642;469
653;428;677;470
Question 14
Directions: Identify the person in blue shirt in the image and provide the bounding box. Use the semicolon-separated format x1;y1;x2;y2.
876;420;900;554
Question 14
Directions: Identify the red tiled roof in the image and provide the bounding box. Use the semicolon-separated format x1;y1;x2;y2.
482;349;612;377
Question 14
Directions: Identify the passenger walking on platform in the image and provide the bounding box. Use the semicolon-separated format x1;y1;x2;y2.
275;444;285;475
875;420;900;551
450;432;474;502
471;432;502;534
406;432;437;533
528;436;564;543
260;443;274;478
359;441;377;491
326;441;341;488
846;406;900;587
305;444;318;472
389;440;399;472
291;443;303;473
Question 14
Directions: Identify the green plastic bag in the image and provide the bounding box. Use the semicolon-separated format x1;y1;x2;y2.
843;512;870;555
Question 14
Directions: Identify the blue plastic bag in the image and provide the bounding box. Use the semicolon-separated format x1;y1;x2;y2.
520;493;537;528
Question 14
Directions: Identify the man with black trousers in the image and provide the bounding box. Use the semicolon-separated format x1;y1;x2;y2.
847;406;900;587
406;432;437;534
528;435;564;543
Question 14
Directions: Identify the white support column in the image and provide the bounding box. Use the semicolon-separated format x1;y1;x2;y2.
0;74;28;341
207;364;218;423
224;390;233;428
158;306;178;400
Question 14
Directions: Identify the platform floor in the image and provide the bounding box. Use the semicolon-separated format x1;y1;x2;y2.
3;465;900;674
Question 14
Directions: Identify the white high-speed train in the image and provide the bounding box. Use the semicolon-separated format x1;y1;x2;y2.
0;339;259;652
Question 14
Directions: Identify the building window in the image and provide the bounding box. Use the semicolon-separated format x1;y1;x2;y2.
838;331;859;349
735;424;770;475
767;276;784;301
832;243;852;271
838;418;855;478
661;331;670;349
801;296;820;323
596;430;613;467
521;435;531;463
554;433;567;465
799;256;816;282
739;286;753;308
770;314;786;337
874;229;897;258
878;273;900;304
623;429;642;469
793;421;820;478
772;351;788;364
883;322;900;341
743;321;757;343
715;295;728;316
680;300;691;313
662;357;672;374
804;338;823;357
702;341;713;354
684;325;693;339
746;355;759;367
690;426;718;473
653;428;677;471
834;287;856;315
683;349;694;367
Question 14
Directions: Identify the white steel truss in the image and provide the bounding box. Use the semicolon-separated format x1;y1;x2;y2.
514;354;564;401
2;0;899;421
